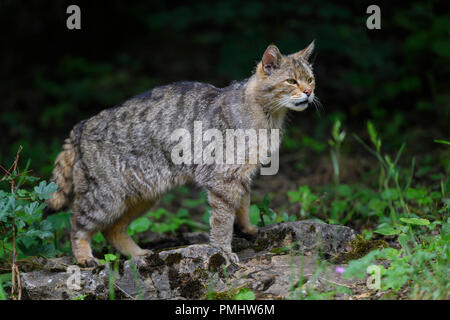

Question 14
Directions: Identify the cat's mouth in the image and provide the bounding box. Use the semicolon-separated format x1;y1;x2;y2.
285;94;313;111
294;100;308;107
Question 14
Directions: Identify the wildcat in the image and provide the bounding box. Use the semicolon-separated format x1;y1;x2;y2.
44;41;316;267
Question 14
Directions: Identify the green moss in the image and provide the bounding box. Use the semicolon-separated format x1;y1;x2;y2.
168;267;180;290
146;253;165;267
180;278;204;299
204;286;250;300
168;268;205;299
208;253;226;272
206;290;235;300
165;253;182;266
194;267;209;279
269;247;290;254
333;235;388;263
138;253;165;276
232;238;251;252
253;237;270;252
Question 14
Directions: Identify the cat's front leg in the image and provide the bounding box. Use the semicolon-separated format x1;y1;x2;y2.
206;182;245;264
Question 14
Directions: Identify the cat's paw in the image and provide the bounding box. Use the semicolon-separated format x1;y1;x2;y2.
210;246;240;265
132;249;154;268
243;225;258;237
77;257;99;268
224;251;239;264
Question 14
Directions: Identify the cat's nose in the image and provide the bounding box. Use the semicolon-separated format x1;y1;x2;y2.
304;89;312;96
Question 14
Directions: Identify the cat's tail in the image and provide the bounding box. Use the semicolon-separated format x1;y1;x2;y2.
43;138;75;219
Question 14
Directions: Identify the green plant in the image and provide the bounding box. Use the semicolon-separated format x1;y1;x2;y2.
0;147;58;299
354;122;411;224
252;195;296;226
329;119;346;186
98;253;121;300
343;218;449;299
98;253;118;265
0;281;6;300
287;186;319;218
434;139;450;146
206;263;256;300
129;208;209;236
234;288;255;300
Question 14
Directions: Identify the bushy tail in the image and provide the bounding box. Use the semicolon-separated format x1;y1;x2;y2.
43;138;75;218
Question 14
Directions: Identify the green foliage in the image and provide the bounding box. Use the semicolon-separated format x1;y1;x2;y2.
0;171;58;261
282;120;449;299
254;195;296;226
99;253;119;265
332;122;450;299
0;273;7;300
234;288;255;300
434;140;450;146
329;119;346;185
343;219;449;299
288;186;319;218
207;287;256;300
128;208;209;236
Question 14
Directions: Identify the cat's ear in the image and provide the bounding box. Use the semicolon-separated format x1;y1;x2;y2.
262;44;282;75
292;40;315;61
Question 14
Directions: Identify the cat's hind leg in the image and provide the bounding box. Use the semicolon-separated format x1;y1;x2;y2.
102;200;154;264
235;192;258;237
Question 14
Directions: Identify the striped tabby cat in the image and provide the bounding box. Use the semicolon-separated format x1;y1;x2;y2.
45;41;316;266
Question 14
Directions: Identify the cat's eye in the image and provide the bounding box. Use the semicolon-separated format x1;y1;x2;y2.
286;79;297;85
307;77;314;84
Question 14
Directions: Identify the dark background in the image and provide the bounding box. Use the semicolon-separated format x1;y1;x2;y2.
0;0;449;178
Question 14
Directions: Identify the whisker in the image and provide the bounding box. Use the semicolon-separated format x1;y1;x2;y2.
312;96;323;117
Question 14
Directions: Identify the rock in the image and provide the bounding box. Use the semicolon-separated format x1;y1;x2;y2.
20;220;356;300
21;258;110;300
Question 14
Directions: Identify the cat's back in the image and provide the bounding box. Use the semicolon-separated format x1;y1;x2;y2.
71;80;234;147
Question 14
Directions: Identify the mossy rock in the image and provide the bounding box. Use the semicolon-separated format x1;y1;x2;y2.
208;253;226;272
165;253;183;266
332;235;388;263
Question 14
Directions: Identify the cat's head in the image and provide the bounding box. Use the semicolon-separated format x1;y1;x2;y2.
253;41;316;112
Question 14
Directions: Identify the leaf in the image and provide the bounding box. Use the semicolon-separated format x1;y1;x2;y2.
93;232;105;243
381;188;399;201
399;218;430;226
249;204;260;225
104;254;117;262
379;247;401;259
368;198;387;215
367;121;379;149
337;184;352;197
343;250;380;280
287;190;301;203
374;226;401;236
0;196;14;221
176;208;189;218
33;181;58;200
128;217;151;234
434;139;450;146
234;288;255;300
24;202;39;216
202;209;211;225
